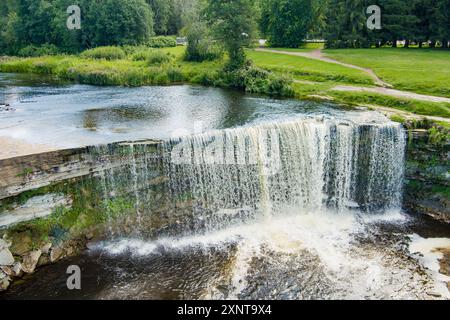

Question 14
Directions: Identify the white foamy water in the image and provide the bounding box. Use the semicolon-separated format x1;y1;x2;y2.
93;209;439;299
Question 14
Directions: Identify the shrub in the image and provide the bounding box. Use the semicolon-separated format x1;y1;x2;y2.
18;44;60;57
428;126;450;146
147;51;173;65
167;66;184;82
221;65;295;97
80;46;126;60
184;23;223;62
131;49;152;61
148;36;177;48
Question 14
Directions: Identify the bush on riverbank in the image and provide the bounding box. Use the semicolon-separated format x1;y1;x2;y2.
146;51;174;65
148;36;177;48
184;23;223;62
18;44;61;57
218;64;295;97
80;47;126;60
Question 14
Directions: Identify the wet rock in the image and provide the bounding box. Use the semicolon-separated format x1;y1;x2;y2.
40;242;52;255
0;266;14;276
50;246;63;262
37;254;50;267
9;233;32;256
12;262;22;277
21;250;42;274
0;272;10;291
85;231;94;240
0;239;14;266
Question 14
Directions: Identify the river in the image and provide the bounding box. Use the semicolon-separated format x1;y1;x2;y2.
0;73;449;300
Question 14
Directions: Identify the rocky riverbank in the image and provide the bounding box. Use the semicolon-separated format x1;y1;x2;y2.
404;124;450;224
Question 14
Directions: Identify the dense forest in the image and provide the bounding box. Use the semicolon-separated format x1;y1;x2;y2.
0;0;449;54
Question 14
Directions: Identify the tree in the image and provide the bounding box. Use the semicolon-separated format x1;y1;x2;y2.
147;0;171;35
81;0;154;47
432;0;450;48
260;0;314;48
204;0;259;70
324;0;373;48
376;0;419;47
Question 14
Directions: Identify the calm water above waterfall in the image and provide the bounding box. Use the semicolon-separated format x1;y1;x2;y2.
1;74;449;300
0;72;345;148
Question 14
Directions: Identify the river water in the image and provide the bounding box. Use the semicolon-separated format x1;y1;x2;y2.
0;73;449;300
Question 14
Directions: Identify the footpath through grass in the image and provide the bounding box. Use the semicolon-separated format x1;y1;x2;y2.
247;50;374;85
324;48;450;98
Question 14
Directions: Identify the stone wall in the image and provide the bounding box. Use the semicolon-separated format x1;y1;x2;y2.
0;139;178;291
404;130;450;223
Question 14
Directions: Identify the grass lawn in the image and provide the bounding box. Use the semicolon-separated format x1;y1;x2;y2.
324;48;450;98
247;50;374;85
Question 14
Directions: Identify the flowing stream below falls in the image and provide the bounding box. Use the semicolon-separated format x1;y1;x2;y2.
1;74;449;300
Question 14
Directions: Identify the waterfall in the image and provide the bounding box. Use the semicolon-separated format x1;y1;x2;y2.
90;114;405;236
162;116;406;232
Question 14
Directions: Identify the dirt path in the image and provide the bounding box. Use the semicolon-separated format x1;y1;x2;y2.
364;105;450;124
256;48;392;87
332;85;450;104
255;48;450;105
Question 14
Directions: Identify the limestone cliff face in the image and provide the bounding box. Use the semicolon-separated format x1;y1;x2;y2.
403;130;450;224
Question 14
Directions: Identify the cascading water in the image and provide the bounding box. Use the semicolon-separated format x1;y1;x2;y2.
78;113;444;300
161;115;406;234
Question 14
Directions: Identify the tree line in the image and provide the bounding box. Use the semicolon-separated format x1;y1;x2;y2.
324;0;450;48
0;0;198;54
0;0;448;55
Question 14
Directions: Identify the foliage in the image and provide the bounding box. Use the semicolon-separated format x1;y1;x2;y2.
148;36;177;48
428;126;450;146
219;64;295;97
184;22;223;62
204;0;259;70
324;0;450;48
80;46;126;60
260;0;313;48
146;51;174;65
18;44;61;57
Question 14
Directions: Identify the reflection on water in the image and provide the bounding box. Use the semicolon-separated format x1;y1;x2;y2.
0;73;343;149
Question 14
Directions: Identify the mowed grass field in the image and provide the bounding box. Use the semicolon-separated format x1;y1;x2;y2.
324;48;450;98
247;50;374;85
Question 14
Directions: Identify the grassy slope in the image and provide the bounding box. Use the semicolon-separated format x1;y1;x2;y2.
247;50;374;85
324;48;450;98
248;48;450;118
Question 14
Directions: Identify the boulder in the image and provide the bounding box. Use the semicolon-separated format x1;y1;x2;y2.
0;273;10;291
0;245;14;266
21;250;42;274
50;246;63;262
40;242;52;255
12;262;22;277
0;266;14;276
9;233;32;256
